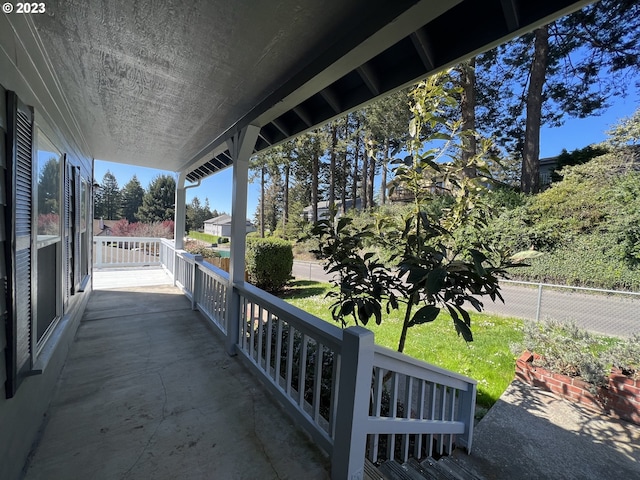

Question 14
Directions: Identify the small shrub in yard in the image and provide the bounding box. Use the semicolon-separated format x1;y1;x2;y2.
246;237;293;293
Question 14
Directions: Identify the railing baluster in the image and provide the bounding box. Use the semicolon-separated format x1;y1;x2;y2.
439;385;447;455
286;324;295;397
369;366;384;463
266;312;273;379
389;372;399;461
329;352;340;440
275;318;283;388
298;334;309;408
402;375;413;462
415;379;426;458
313;341;323;423
248;301;255;361
257;305;264;366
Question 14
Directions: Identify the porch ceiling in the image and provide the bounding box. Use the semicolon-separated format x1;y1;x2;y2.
2;0;593;181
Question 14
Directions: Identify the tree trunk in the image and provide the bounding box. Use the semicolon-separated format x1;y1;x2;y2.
341;149;348;215
361;145;368;209
283;162;289;237
312;150;319;223
329;124;337;209
260;165;265;237
381;137;389;205
460;58;477;177
352;117;360;212
368;150;375;208
521;26;549;194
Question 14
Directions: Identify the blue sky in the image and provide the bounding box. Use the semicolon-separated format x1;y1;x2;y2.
94;90;639;218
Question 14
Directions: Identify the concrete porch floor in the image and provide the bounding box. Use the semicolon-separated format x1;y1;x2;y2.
23;284;330;479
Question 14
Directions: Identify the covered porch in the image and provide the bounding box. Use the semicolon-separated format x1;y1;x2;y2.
23;281;329;479
1;1;598;478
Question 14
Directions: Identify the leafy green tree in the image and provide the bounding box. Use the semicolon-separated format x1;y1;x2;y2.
120;175;145;222
96;171;121;220
551;145;609;182
313;72;519;352
136;175;175;223
604;107;640;148
363;89;411;205
186;196;212;232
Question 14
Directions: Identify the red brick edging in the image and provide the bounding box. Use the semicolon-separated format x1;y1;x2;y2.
515;351;640;425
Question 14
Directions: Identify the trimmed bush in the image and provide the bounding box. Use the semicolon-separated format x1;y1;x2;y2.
246;237;293;293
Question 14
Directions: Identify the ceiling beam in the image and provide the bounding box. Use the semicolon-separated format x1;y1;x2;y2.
501;0;521;32
357;63;380;96
293;105;314;128
410;28;436;71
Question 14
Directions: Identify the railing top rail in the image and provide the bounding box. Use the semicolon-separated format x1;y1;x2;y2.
373;345;476;390
93;235;165;242
195;259;230;282
236;281;343;353
501;279;640;297
176;250;198;265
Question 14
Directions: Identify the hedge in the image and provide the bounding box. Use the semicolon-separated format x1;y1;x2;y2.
246;237;293;293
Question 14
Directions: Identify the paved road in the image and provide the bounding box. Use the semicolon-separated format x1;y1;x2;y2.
291;260;639;338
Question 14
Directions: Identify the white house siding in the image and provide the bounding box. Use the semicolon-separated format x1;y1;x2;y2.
0;82;93;479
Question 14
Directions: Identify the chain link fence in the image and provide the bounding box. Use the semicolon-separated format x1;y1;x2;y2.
483;280;640;338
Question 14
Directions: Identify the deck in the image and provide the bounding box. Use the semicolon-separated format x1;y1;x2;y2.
23;273;330;479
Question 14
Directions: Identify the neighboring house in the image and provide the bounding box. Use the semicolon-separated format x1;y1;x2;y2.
539;156;559;189
93;218;112;236
302;198;363;222
204;214;256;237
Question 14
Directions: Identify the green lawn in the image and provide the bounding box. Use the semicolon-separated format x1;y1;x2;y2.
282;280;524;411
187;231;222;244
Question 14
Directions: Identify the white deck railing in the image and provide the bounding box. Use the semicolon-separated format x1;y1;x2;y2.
94;236;163;268
149;239;476;479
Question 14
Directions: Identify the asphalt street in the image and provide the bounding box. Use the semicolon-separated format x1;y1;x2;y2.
291;260;639;338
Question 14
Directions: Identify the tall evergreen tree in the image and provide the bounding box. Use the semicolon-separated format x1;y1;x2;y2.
475;0;640;193
120;175;145;222
96;171;121;220
136;175;176;223
38;156;60;215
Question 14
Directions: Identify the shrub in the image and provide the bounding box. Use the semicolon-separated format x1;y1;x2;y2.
511;320;626;388
246;237;293;293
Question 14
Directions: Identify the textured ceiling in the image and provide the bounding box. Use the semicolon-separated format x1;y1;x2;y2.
1;0;593;181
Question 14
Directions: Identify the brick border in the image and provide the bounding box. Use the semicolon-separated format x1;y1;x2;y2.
516;351;640;425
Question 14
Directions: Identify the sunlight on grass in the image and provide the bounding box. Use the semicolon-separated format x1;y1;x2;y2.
282;280;524;409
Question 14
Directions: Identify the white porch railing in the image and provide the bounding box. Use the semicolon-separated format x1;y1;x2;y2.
115;238;477;479
94;236;163;268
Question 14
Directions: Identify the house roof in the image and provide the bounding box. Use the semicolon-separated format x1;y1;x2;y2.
205;215;253;227
2;0;593;182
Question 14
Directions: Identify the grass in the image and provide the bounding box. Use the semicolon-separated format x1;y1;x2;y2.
187;231;222;244
281;280;524;411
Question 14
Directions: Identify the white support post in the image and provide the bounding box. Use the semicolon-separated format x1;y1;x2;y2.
332;326;375;480
174;172;188;250
225;125;260;356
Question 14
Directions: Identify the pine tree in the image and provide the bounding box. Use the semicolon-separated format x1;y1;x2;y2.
136;175;176;223
96;171;121;220
120;175;145;222
475;0;640;193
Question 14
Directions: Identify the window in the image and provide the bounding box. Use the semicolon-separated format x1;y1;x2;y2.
35;130;63;346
